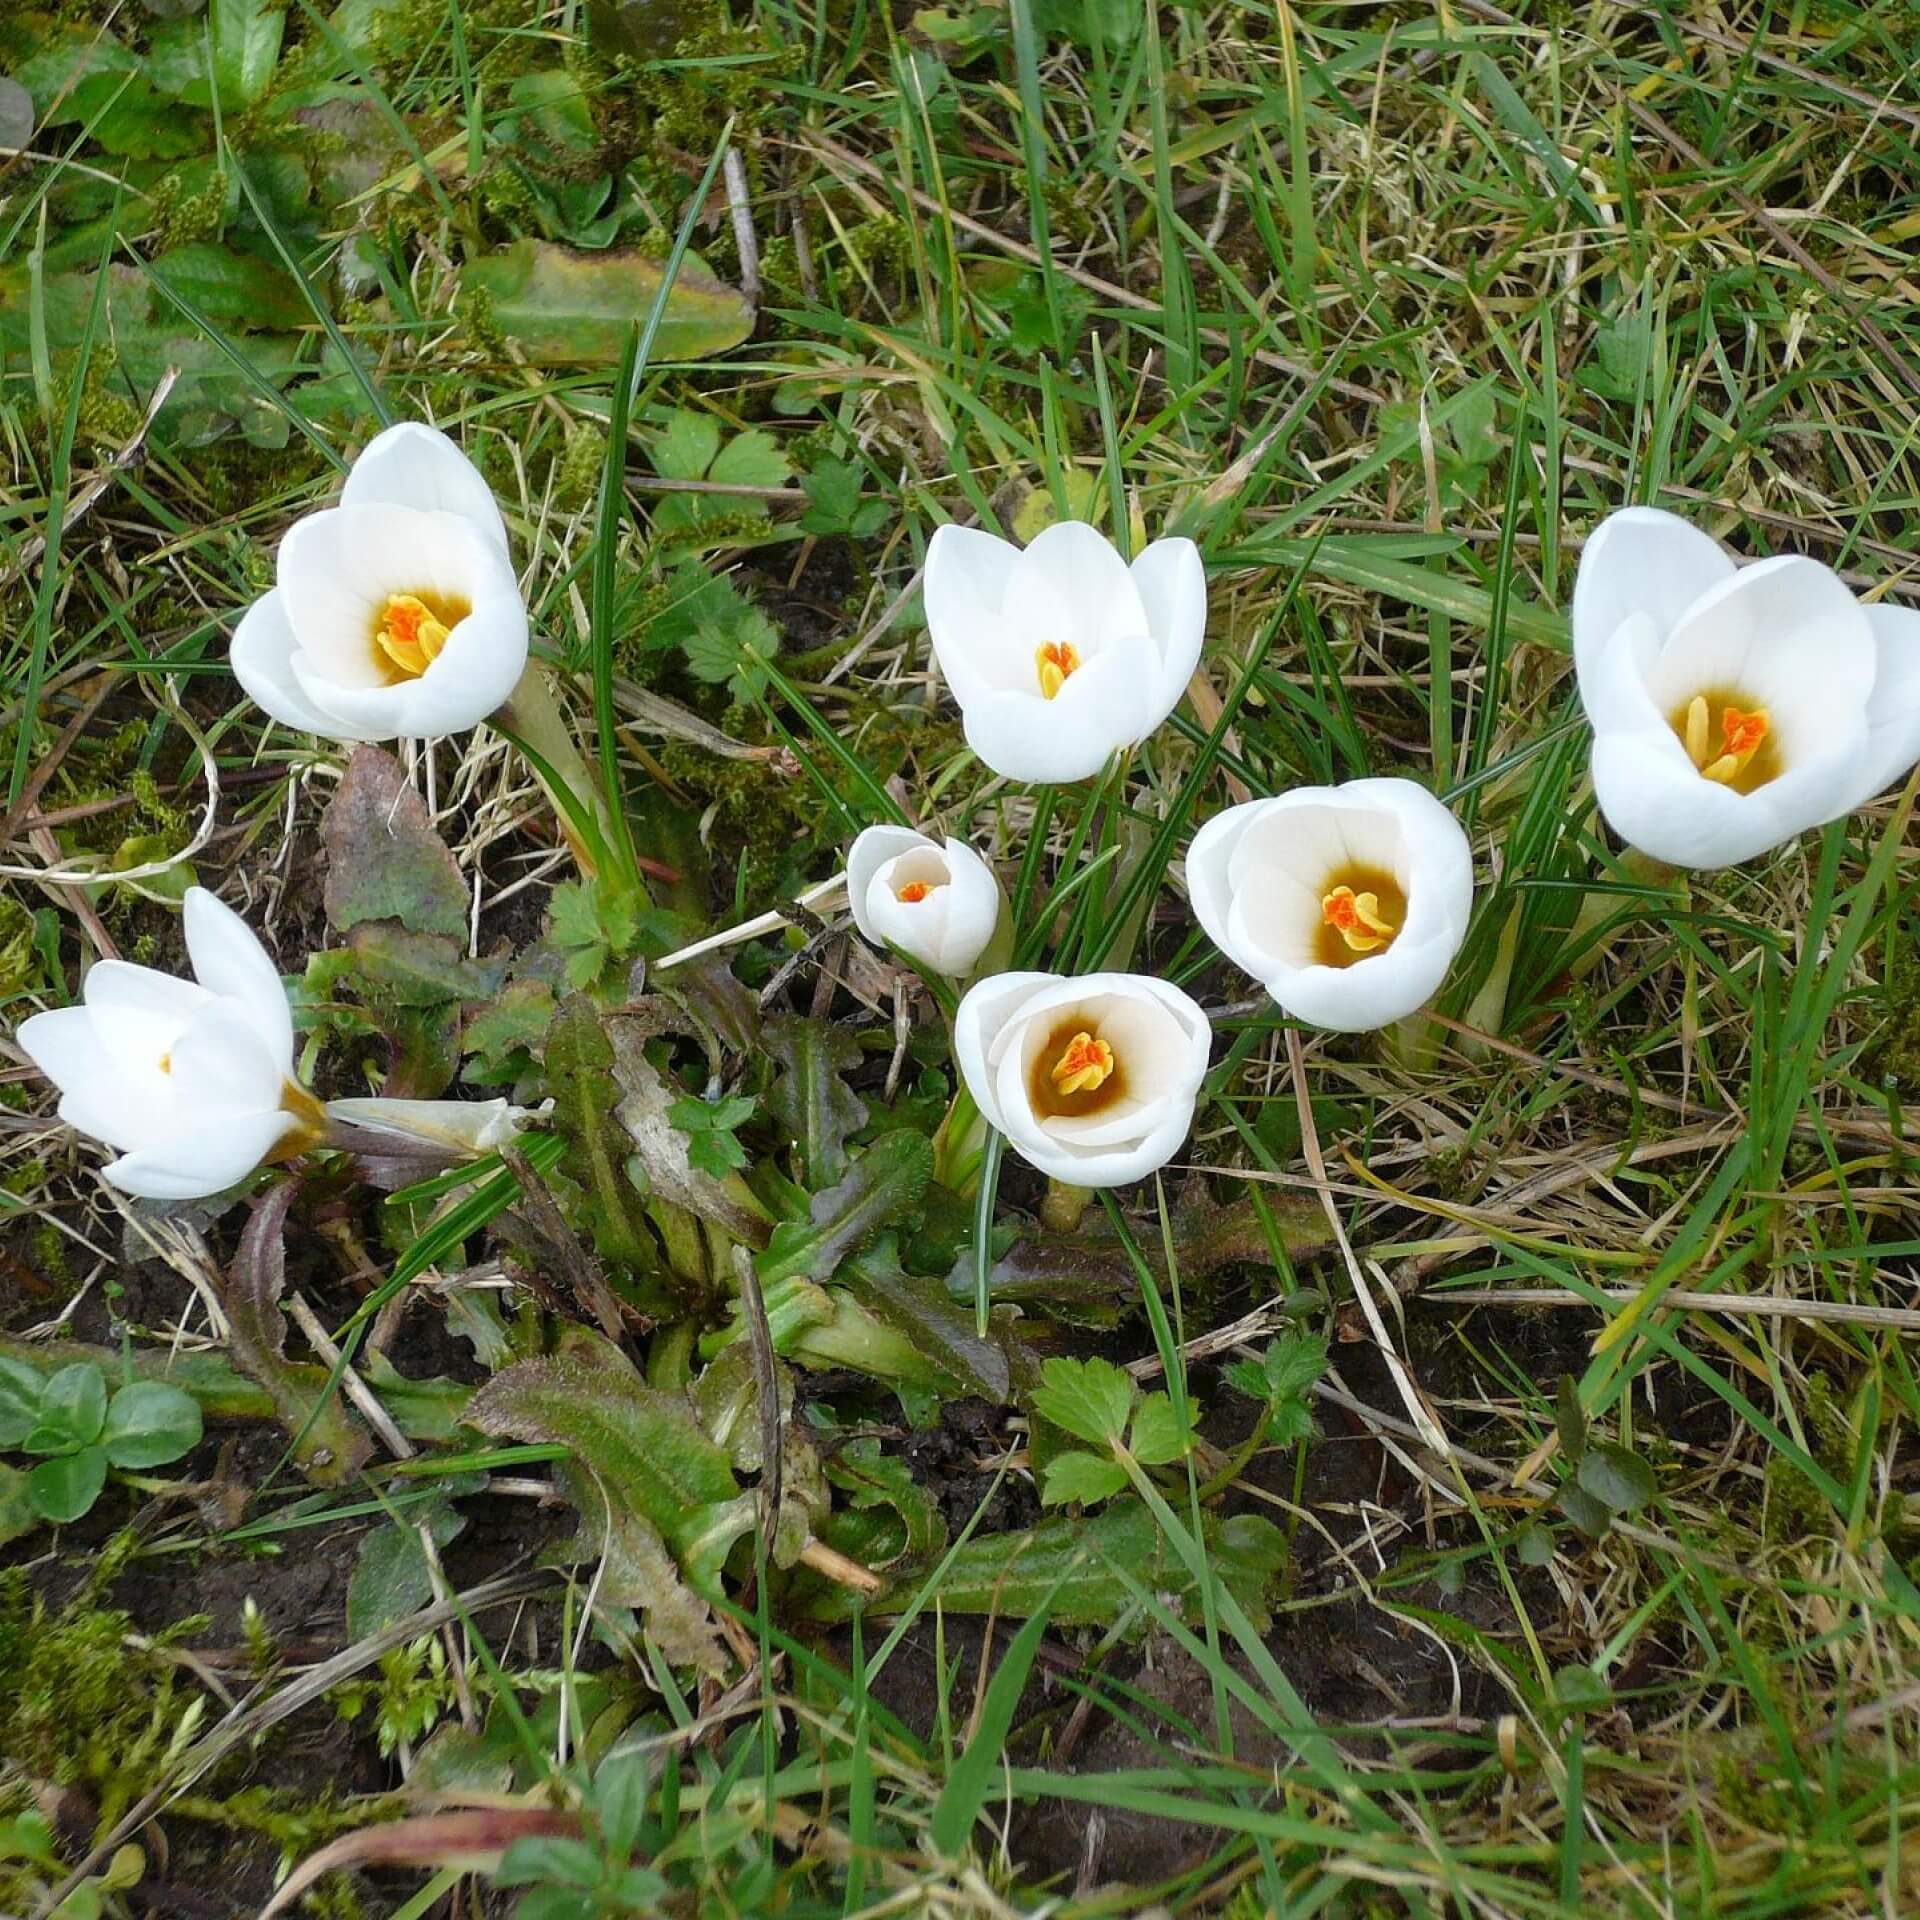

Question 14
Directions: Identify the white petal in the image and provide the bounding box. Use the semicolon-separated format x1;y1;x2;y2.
1012;520;1149;664
292;585;528;740
845;826;932;945
103;1110;297;1200
1264;930;1460;1034
1129;537;1207;721
864;874;953;968
82;957;207;1025
934;839;1005;976
341;422;511;553
960;688;1116;784
16;1009;165;1153
1572;506;1734;679
1185;800;1275;980
1575;612;1666;740
1352;778;1474;949
1859;603;1920;801
925;525;1023;702
230;590;365;737
183;888;294;1072
165;1003;287;1116
953;972;1055;1136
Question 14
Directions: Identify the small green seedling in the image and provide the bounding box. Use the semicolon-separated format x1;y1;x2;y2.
494;1750;669;1920
0;1359;202;1527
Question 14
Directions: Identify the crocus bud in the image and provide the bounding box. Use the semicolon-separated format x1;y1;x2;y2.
845;825;1005;978
1574;506;1920;868
924;520;1206;783
1186;778;1473;1033
231;422;528;742
953;971;1211;1187
16;889;323;1200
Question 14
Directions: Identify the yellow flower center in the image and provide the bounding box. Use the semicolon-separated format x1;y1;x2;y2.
373;591;468;681
1049;1030;1115;1097
1321;885;1397;954
157;1051;172;1075
1677;691;1776;792
1035;641;1081;700
1314;864;1408;968
896;880;937;904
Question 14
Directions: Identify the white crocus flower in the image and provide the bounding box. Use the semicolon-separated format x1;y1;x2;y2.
1187;778;1474;1033
924;520;1206;783
15;889;325;1200
231;422;528;743
953;971;1212;1187
845;825;1006;978
1574;506;1920;869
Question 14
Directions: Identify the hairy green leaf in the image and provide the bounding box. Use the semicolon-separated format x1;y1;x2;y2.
842;1238;1009;1402
757;1132;932;1287
763;1015;868;1190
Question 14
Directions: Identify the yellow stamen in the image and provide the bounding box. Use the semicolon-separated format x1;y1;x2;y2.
1049;1030;1114;1098
1321;885;1397;955
1035;641;1081;700
896;880;935;904
375;593;456;680
157;1051;172;1075
1684;694;1710;769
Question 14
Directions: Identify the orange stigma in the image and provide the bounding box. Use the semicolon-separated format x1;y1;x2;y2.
1321;885;1397;955
1684;694;1772;786
896;880;934;904
1049;1030;1114;1097
1035;641;1081;700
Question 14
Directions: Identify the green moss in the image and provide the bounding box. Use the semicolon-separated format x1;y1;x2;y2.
0;1572;207;1826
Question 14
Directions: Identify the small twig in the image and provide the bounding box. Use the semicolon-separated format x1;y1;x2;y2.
653;871;847;972
1286;1028;1452;1459
723;143;762;306
285;1293;414;1461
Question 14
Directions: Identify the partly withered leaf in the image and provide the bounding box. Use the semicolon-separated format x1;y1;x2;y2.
461;239;754;367
544;995;663;1285
607;1015;771;1249
763;1014;867;1190
322;746;469;939
221;1185;373;1487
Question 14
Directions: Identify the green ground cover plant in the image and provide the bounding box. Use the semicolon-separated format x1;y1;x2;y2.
5;2;1920;1916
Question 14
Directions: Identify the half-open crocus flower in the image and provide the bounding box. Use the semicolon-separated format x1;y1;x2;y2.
954;971;1212;1186
925;520;1206;783
846;825;1006;978
324;1096;533;1156
1574;506;1920;868
15;889;325;1200
1187;778;1474;1033
231;422;527;742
